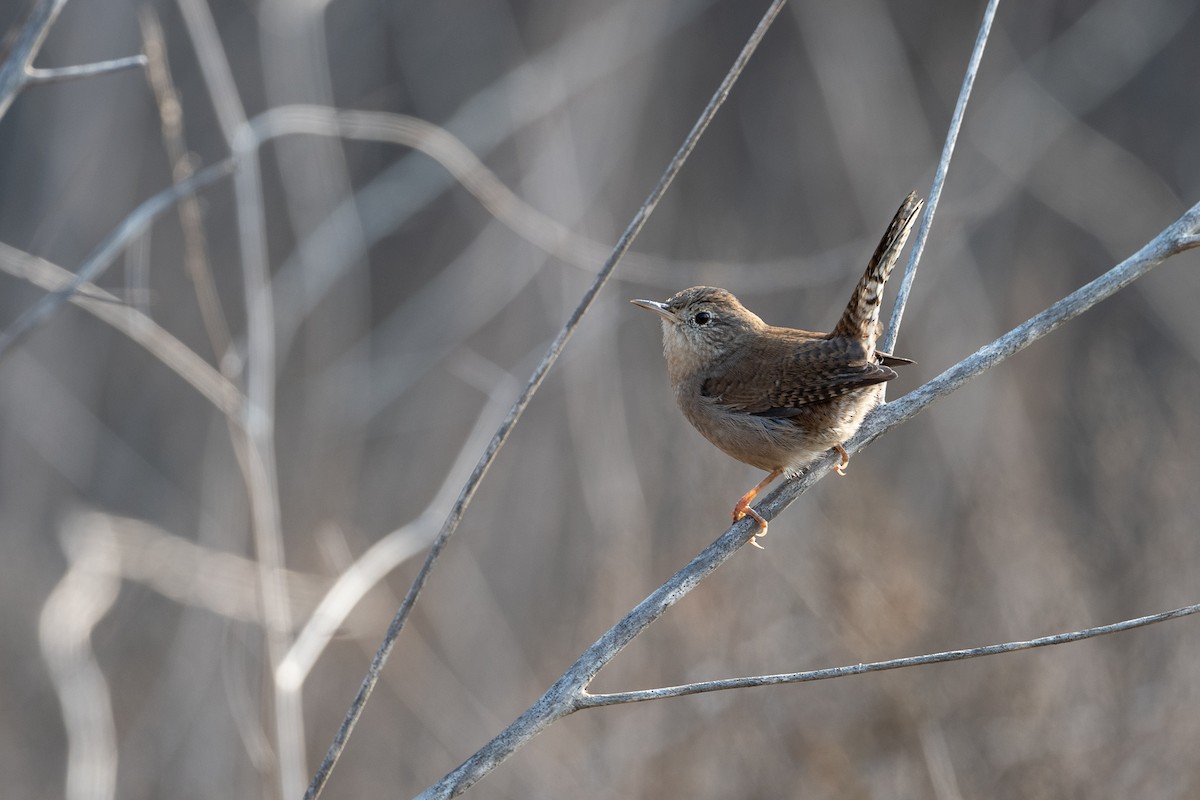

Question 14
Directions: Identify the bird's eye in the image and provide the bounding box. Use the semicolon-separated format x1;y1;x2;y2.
693;311;712;326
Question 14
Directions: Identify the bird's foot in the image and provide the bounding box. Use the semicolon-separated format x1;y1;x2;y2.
733;504;768;548
833;444;850;476
732;469;781;550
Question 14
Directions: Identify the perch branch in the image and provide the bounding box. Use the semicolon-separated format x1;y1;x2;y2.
177;0;306;793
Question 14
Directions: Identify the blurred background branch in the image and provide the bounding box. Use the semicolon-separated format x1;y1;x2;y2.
0;160;234;359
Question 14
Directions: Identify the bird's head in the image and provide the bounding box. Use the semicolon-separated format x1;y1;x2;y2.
630;286;766;380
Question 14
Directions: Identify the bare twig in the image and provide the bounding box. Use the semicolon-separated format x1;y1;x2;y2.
304;2;790;797
138;6;233;362
0;0;145;120
0;0;69;120
23;55;147;85
881;0;1001;355
177;0;304;794
578;602;1200;706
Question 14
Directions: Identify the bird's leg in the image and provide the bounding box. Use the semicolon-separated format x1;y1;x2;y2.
833;444;850;476
732;469;780;524
732;469;781;548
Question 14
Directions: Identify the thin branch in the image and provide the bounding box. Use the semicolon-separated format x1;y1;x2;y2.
138;6;234;362
0;0;145;120
579;602;1200;706
177;0;304;794
0;0;69;121
880;0;1001;355
0;159;235;361
305;2;790;797
23;55;147;85
176;0;248;145
231;116;306;800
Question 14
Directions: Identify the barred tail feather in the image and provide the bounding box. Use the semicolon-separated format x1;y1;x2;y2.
832;191;923;348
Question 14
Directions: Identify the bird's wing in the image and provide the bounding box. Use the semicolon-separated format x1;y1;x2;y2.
702;333;897;415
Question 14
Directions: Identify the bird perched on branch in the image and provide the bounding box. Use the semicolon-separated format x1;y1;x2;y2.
631;192;923;547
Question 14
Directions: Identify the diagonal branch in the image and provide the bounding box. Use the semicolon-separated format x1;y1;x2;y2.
881;0;1001;355
305;2;791;798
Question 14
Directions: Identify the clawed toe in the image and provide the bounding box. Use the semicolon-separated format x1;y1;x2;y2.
833;444;850;476
734;504;769;549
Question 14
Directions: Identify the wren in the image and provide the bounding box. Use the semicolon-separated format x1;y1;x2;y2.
631;192;922;546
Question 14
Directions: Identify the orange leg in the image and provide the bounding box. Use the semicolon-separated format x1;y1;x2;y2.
833;444;850;476
732;468;781;549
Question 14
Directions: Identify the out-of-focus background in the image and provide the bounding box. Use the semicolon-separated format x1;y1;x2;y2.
2;0;1199;797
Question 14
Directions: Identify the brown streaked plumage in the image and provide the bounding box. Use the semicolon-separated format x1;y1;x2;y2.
631;192;922;547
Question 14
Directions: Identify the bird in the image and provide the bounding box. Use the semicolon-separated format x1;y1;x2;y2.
631;192;922;547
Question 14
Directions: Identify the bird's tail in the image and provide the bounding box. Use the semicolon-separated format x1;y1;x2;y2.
832;191;923;349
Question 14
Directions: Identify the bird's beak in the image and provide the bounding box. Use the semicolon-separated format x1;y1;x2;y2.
629;298;677;323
